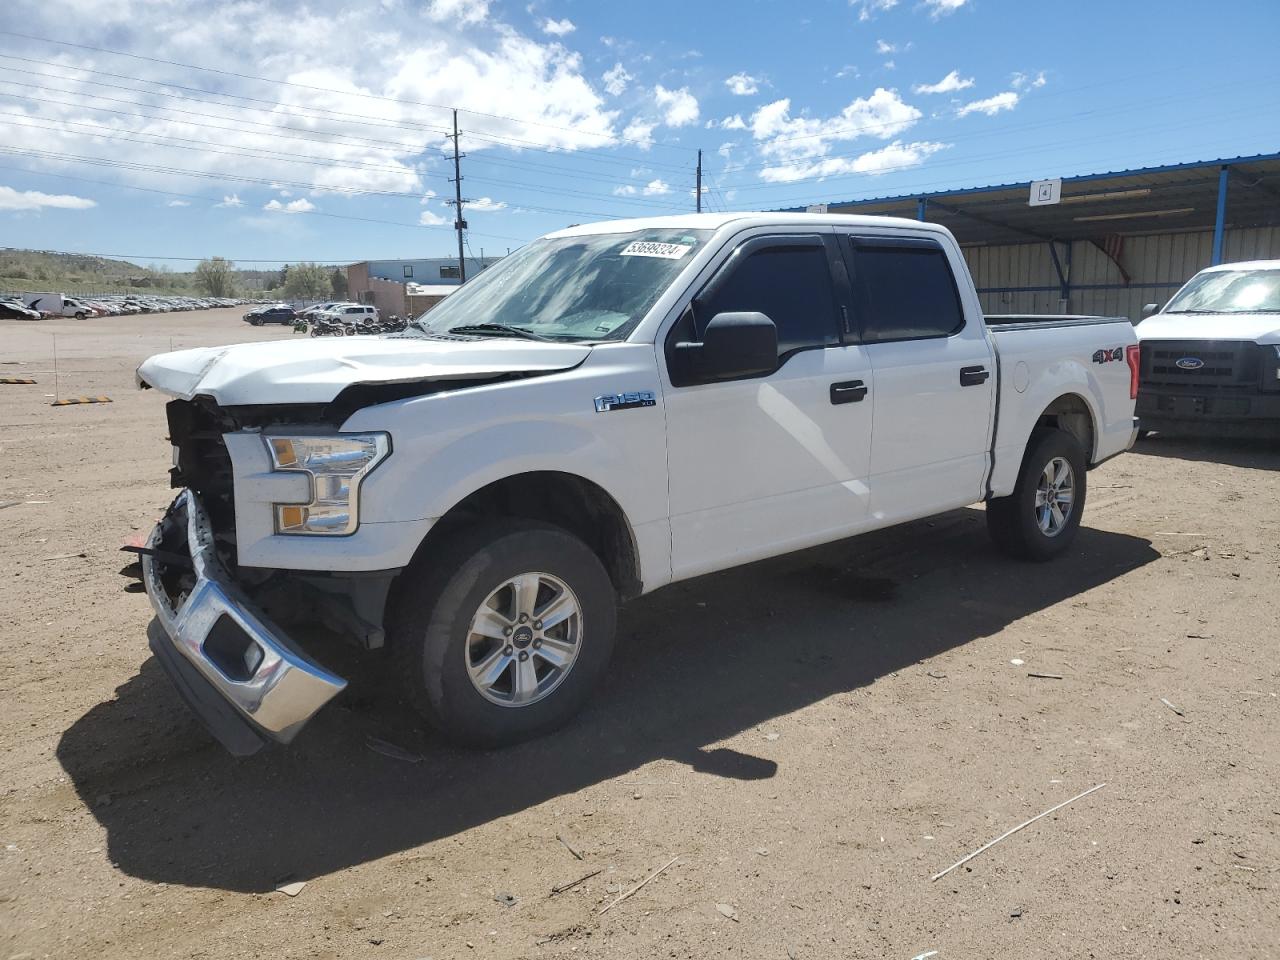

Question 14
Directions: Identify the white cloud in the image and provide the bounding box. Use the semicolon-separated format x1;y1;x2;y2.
750;88;921;167
957;91;1019;117
923;0;969;16
421;189;438;202
875;39;896;54
424;0;489;25
654;85;699;127
612;184;637;196
0;0;623;204
602;62;631;96
418;208;447;225
711;114;747;131
216;194;244;208
724;72;759;96
467;196;508;211
913;70;975;95
1012;70;1047;89
264;197;317;213
835;65;860;79
0;185;96;211
759;139;948;182
641;179;671;196
540;17;575;36
623;119;656;149
166;199;191;207
882;59;896;71
852;0;899;21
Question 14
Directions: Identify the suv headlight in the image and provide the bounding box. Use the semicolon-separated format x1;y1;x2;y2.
264;433;390;535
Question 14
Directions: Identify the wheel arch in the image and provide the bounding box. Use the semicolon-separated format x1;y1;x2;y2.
1034;392;1098;463
408;471;643;601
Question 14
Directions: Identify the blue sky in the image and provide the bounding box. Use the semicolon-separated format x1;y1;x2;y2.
0;0;1277;268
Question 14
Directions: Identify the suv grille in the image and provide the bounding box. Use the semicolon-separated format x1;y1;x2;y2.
1140;340;1260;387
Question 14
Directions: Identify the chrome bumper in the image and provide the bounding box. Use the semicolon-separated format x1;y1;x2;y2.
142;490;346;748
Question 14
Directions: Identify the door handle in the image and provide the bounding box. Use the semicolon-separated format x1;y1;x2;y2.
830;380;868;404
959;365;990;387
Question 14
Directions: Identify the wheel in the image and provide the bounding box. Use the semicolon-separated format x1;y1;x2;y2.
986;428;1087;561
74;311;86;320
1136;429;1152;441
309;328;320;337
249;317;262;326
388;521;617;748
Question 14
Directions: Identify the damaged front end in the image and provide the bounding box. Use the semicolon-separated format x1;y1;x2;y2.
142;397;405;753
142;490;348;755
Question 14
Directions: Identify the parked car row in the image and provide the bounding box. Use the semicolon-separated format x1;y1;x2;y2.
2;292;264;320
243;301;407;336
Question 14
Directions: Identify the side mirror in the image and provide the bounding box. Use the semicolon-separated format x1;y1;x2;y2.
1141;302;1161;320
675;311;778;382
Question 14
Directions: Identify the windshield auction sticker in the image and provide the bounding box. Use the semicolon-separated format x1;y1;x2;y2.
620;241;693;260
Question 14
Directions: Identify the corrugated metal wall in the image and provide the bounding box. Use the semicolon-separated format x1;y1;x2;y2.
963;226;1280;320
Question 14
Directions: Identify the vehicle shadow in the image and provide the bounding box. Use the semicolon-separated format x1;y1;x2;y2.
56;508;1158;892
1133;434;1280;470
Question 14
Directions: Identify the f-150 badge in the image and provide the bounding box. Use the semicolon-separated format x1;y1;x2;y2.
594;391;656;413
1092;347;1124;364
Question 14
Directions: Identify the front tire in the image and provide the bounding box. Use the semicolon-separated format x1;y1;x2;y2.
388;522;617;748
986;428;1087;561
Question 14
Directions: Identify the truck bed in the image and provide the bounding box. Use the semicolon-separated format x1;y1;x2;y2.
986;314;1132;330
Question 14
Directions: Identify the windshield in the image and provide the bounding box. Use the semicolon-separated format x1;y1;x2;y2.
1164;268;1280;314
411;228;712;342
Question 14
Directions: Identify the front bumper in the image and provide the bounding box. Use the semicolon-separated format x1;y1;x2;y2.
1137;386;1280;437
142;490;347;755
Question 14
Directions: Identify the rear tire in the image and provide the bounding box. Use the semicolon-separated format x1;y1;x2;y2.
986;428;1087;561
388;521;617;748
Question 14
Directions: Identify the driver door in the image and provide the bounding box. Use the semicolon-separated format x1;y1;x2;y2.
661;232;875;581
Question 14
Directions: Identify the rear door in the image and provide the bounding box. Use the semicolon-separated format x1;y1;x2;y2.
662;231;875;579
839;234;995;525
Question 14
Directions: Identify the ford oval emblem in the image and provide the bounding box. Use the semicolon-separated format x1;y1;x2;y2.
1175;356;1205;370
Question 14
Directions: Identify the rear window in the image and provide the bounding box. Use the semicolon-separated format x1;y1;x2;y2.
852;243;964;342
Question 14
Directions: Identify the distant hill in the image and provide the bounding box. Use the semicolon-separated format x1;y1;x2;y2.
0;248;196;296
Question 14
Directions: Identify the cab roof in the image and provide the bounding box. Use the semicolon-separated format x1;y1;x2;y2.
545;212;955;240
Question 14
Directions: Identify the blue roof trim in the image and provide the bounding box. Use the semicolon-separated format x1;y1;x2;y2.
779;150;1280;212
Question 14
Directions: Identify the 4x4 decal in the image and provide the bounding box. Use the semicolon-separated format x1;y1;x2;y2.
1092;347;1124;364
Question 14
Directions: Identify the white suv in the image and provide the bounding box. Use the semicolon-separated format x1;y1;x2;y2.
319;303;379;323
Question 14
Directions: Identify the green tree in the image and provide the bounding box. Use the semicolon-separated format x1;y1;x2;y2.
283;262;332;300
330;267;348;299
194;257;235;298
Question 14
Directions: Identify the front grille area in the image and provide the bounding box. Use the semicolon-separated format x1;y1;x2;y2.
1140;340;1261;387
165;399;237;552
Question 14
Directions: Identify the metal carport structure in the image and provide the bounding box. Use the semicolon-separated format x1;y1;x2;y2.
785;152;1280;320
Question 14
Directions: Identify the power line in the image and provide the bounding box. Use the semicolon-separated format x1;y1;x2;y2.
0;55;694;175
0;29;696;154
1;109;687;211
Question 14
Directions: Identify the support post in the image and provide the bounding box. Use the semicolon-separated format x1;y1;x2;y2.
1211;164;1229;266
917;197;927;222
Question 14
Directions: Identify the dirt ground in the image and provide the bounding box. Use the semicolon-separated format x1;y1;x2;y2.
1;308;1277;960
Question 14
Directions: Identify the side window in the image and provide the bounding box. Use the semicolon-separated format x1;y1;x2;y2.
851;242;964;342
403;265;413;278
698;244;839;357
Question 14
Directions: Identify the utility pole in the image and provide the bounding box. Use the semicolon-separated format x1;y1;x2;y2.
447;109;467;283
695;149;702;213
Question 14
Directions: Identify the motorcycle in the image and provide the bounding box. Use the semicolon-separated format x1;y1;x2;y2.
309;317;347;337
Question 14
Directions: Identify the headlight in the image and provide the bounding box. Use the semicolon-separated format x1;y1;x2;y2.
264;433;390;535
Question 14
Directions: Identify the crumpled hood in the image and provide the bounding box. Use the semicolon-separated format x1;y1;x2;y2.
136;334;593;406
1138;312;1280;344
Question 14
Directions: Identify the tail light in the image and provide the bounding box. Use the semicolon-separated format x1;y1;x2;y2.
1125;343;1141;400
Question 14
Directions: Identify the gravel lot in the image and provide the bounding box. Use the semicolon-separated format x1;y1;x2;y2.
1;308;1277;960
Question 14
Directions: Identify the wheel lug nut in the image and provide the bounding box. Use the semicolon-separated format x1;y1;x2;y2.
518;651;529;662
503;646;513;656
503;627;512;637
532;639;542;649
519;614;529;623
533;620;542;629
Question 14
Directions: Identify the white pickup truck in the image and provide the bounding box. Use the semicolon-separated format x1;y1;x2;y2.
1136;260;1280;437
134;213;1139;755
